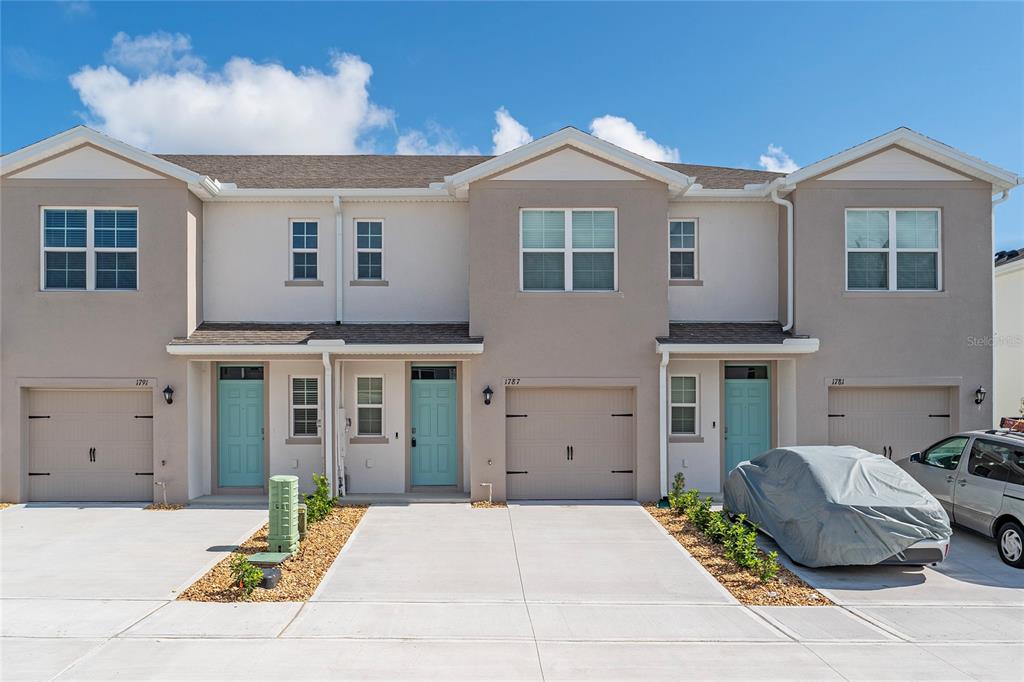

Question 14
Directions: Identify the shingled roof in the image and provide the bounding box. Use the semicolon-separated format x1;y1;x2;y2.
169;322;482;346
156;154;783;190
657;322;792;345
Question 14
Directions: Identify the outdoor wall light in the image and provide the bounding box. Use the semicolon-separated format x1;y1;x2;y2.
163;385;175;405
974;386;987;405
482;385;494;406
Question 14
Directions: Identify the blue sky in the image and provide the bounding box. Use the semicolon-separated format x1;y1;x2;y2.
3;1;1022;249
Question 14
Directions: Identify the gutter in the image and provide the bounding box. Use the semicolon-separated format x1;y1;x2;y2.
654;339;820;355
991;190;1013;427
770;183;795;332
166;342;485;356
322;352;335;496
659;350;669;498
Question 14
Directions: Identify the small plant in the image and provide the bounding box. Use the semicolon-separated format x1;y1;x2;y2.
229;554;263;598
757;551;780;583
305;473;337;524
705;510;730;543
668;472;687;511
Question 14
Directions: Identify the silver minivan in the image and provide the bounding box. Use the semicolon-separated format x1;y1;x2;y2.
900;429;1024;567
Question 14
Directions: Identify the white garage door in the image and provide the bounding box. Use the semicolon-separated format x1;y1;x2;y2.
828;386;953;461
506;387;635;500
27;389;154;501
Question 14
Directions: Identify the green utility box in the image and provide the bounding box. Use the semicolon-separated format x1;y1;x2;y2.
268;475;299;555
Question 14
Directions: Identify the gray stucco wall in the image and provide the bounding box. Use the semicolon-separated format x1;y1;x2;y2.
466;178;670;501
0;177;195;502
789;179;994;444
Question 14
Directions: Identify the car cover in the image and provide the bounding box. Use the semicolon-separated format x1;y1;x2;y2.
723;446;951;567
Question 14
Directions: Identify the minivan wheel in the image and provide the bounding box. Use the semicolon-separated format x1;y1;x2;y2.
996;520;1024;568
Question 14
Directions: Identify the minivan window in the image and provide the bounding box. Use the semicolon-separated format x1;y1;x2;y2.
922;437;969;470
966;440;1014;482
1005;448;1024;487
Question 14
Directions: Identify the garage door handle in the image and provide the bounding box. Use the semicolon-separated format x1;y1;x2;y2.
89;447;96;463
566;445;570;461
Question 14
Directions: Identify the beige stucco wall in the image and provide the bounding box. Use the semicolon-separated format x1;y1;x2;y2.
789;180;994;444
0;177;195;502
340;359;407;493
340;201;469;322
666;358;721;494
466;178;670;501
668;201;779;321
994;262;1024;422
203;201;337;322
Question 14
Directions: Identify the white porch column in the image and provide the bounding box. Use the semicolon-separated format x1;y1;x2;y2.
659;350;670;497
322;352;335;496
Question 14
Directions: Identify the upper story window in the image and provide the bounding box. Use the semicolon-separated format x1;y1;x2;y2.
355;220;383;280
669;219;697;280
41;207;138;291
845;209;940;291
290;220;318;280
520;209;617;292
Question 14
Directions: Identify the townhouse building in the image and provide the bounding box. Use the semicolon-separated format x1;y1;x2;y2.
1;126;1018;503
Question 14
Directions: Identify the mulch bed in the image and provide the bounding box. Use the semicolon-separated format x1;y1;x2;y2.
0;503;13;511
645;505;830;606
143;503;184;511
178;505;367;602
471;501;508;509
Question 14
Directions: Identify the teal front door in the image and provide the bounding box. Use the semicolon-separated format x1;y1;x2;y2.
411;370;457;486
724;374;770;473
218;368;265;488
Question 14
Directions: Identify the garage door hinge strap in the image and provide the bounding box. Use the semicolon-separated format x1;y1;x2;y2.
506;470;528;475
611;413;633;417
928;414;950;418
506;414;528;418
135;472;154;476
827;413;845;418
28;472;50;476
611;470;634;474
28;415;50;419
134;415;154;419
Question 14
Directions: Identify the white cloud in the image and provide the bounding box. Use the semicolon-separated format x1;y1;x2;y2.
70;35;393;153
588;115;680;162
59;1;93;18
492;107;533;154
396;122;480;155
758;144;799;173
105;31;204;74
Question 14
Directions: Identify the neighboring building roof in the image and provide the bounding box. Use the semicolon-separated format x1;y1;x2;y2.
657;322;792;345
995;248;1024;268
156;153;781;190
169;322;482;346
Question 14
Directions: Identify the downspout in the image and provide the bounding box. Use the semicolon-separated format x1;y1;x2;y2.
659;350;670;497
333;195;344;323
991;190;1011;427
770;185;795;332
322;352;335;496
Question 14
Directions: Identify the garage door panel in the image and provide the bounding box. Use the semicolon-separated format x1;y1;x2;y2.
27;389;153;502
828;386;952;461
507;387;634;500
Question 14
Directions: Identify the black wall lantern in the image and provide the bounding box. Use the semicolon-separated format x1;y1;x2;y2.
974;385;987;405
482;385;494;406
163;385;175;405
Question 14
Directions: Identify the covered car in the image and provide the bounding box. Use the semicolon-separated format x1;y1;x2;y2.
724;446;952;567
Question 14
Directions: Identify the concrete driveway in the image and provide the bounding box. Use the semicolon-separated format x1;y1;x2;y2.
3;502;1022;680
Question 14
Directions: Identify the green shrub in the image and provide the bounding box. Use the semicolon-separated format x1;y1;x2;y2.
305;473;337;524
229;554;263;598
757;551;780;583
705;510;730;543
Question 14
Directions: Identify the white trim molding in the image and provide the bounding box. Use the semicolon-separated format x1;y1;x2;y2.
167;342;485;356
655;338;820;355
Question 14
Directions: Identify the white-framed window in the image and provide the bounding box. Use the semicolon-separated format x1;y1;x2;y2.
356;376;384;436
290;219;318;280
290;376;320;437
41;207;138;291
669;219;697;280
355;219;383;280
845;209;941;291
670;375;698;435
520;209;617;291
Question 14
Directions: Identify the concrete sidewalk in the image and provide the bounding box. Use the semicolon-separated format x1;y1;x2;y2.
2;503;1022;680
